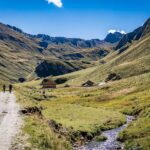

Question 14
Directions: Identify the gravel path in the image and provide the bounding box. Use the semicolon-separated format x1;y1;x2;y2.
0;92;22;150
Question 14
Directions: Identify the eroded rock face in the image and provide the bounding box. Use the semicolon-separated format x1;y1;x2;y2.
35;60;78;78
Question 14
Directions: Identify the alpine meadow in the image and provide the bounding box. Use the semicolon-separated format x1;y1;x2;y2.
0;0;150;150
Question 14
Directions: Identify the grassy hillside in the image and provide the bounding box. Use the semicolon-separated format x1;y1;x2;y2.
15;70;150;149
1;18;150;150
0;23;112;82
0;40;40;82
13;25;149;150
54;32;150;86
0;23;45;82
116;18;150;50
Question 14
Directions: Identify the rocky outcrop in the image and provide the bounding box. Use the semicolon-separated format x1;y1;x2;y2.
35;60;79;78
105;32;124;43
116;18;150;50
82;80;95;87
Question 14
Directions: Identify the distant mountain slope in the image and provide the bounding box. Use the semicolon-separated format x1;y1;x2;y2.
0;23;44;82
0;22;112;82
116;18;150;50
105;32;125;43
35;34;106;48
6;24;109;50
32;33;112;62
1;18;149;82
0;23;42;53
55;18;150;85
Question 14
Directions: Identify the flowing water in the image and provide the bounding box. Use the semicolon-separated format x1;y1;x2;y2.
78;116;134;150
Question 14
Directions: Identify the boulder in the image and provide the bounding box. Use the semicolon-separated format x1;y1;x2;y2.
105;73;121;82
82;80;95;87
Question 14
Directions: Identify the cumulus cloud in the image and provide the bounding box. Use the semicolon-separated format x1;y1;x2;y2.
120;30;126;34
108;29;126;34
47;0;63;8
108;29;116;34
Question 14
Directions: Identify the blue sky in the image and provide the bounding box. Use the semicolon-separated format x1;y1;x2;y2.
0;0;149;39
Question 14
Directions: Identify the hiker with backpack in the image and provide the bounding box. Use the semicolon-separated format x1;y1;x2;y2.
3;85;6;93
2;84;13;93
9;84;13;93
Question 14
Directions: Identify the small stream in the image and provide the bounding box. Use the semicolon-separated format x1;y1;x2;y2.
78;116;134;150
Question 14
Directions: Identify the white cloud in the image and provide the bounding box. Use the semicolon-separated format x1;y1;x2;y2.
47;0;63;8
108;29;126;34
108;29;117;34
120;30;126;34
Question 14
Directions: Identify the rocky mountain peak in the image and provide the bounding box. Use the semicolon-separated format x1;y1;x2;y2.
104;32;125;43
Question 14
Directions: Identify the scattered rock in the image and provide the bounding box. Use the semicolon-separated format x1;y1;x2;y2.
82;80;95;87
105;73;121;82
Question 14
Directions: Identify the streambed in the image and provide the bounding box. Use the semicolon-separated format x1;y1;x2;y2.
78;116;134;150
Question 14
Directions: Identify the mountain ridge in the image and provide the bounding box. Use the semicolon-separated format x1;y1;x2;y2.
116;18;150;50
0;18;149;82
0;22;112;82
105;32;125;43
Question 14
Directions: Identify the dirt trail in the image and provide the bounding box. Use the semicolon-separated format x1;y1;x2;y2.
0;92;22;150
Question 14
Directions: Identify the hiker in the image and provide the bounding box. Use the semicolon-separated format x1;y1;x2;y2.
3;85;6;93
9;84;13;93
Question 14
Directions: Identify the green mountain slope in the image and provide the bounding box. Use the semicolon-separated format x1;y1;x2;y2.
0;23;113;82
116;18;150;50
55;19;150;86
0;23;43;82
15;33;150;150
11;18;150;150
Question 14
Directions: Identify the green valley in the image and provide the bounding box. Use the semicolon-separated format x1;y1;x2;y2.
0;17;150;150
